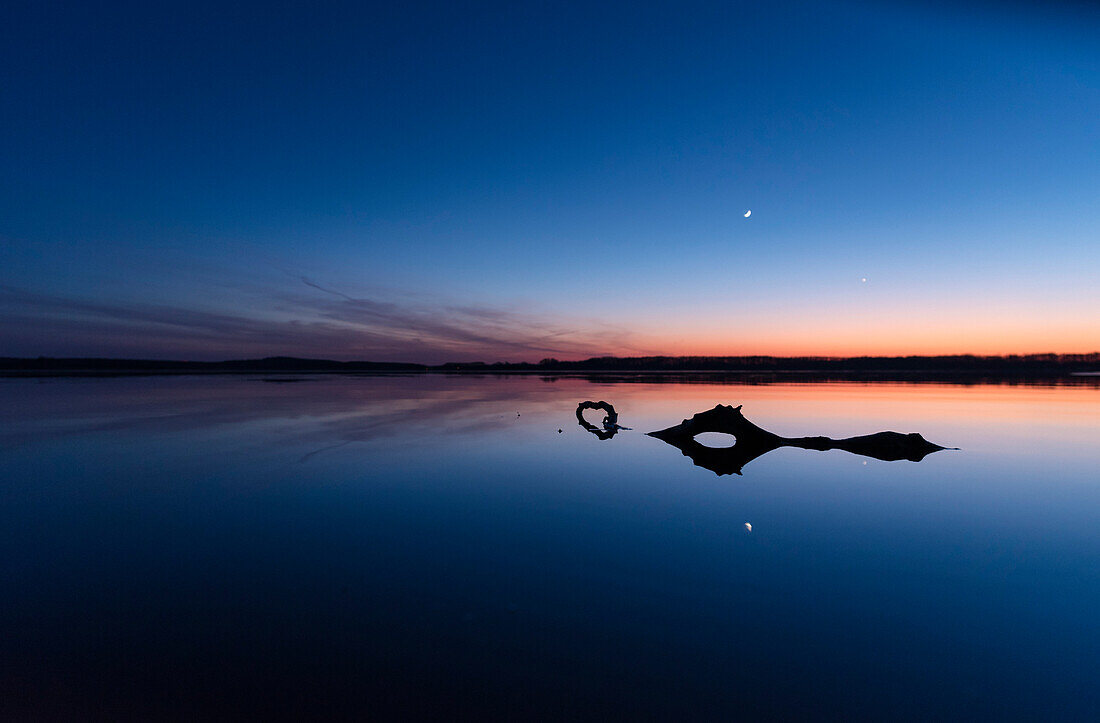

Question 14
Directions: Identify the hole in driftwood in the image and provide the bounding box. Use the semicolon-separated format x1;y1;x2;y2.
579;409;608;427
693;432;738;448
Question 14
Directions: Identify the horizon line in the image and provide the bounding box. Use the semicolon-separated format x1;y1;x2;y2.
4;351;1100;366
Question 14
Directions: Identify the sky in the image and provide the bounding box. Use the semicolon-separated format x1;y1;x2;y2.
1;0;1098;363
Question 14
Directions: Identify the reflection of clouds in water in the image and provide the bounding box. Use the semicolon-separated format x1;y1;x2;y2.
305;397;517;448
0;375;574;451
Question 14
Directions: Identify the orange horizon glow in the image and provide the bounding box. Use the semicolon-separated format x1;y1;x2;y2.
617;322;1100;360
612;344;1100;359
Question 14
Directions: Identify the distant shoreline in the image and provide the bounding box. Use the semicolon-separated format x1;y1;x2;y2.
3;355;1099;383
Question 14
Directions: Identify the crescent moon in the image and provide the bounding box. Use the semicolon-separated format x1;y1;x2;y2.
743;210;751;218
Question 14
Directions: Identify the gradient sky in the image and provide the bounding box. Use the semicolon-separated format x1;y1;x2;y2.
2;0;1098;362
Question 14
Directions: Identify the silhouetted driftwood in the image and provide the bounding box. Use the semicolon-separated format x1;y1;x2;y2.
648;404;949;476
576;401;621;439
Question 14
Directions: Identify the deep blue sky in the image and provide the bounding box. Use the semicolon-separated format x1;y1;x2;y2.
2;0;1098;361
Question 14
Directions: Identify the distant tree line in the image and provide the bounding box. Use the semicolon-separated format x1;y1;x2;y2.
435;353;1100;373
0;356;426;373
2;353;1098;375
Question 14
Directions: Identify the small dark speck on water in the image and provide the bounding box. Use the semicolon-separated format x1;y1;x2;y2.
558;429;562;433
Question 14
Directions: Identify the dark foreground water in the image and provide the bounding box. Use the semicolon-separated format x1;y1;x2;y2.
1;375;1098;720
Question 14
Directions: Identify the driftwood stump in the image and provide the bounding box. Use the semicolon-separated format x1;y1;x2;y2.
648;404;948;476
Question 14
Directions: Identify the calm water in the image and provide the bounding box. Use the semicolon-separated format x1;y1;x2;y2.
1;375;1098;719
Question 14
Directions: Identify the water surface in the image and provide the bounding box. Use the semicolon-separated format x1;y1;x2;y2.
1;375;1097;719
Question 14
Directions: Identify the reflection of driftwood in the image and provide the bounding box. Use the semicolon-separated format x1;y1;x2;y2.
576;401;620;440
648;404;949;476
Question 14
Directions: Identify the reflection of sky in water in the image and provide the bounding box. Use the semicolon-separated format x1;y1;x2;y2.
1;376;1098;718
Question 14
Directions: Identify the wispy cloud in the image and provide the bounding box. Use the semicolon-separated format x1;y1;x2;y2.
0;281;648;363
